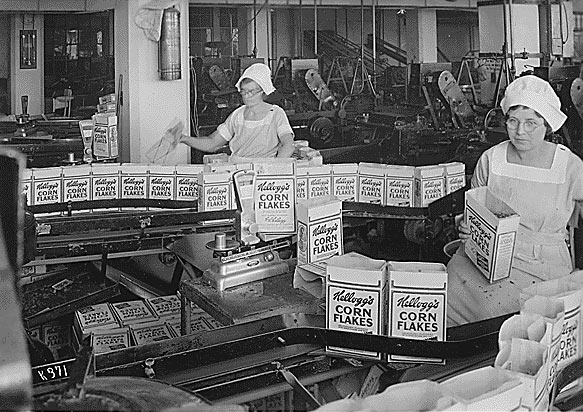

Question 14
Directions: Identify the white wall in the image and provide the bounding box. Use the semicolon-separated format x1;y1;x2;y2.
115;0;190;164
10;14;44;115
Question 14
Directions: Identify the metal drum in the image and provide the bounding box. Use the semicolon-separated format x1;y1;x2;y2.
159;7;181;81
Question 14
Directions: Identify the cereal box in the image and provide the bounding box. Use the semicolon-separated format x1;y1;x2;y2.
91;163;120;201
74;303;119;340
111;300;158;326
22;168;33;206
307;165;332;200
98;93;116;105
175;164;204;202
440;162;466;195
297;196;343;266
387;261;448;364
252;159;296;233
92;113;118;158
120;164;148;210
296;166;309;203
42;321;72;360
165;316;211;337
197;171;231;211
32;167;62;206
130;320;174;345
385;165;415;207
464;187;520;282
91;327;131;354
358;163;385;204
148;165;175;201
331;163;357;202
326;252;388;360
145;295;182;319
62;165;91;203
414;165;444;207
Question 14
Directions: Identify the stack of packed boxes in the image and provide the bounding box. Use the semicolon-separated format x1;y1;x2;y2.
72;295;224;354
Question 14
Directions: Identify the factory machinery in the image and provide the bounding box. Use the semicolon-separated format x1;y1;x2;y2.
190;24;583;173
0;139;574;410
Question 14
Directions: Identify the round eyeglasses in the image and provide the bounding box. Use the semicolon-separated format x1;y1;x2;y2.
240;88;263;98
506;118;544;133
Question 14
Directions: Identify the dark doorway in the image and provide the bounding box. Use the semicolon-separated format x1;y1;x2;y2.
44;11;114;117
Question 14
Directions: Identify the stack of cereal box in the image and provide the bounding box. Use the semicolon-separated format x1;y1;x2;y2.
145;294;223;336
73;302;126;353
109;299;174;348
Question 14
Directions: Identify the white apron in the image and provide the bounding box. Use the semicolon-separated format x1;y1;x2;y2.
447;142;579;326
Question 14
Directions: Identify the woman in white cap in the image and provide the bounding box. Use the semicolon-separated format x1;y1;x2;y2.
447;75;583;326
180;63;294;159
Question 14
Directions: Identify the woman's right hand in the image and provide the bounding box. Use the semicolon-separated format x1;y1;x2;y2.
457;220;471;242
455;214;470;242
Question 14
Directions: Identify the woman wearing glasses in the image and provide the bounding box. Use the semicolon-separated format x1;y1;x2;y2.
447;75;583;326
180;63;294;159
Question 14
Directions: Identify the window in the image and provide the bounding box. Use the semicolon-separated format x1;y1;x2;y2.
189;7;239;57
44;11;114;112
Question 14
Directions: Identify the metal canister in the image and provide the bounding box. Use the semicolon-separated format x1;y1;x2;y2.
159;7;181;81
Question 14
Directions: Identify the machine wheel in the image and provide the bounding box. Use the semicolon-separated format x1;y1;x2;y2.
309;116;335;144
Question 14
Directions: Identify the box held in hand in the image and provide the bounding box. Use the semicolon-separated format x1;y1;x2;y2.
464;187;520;282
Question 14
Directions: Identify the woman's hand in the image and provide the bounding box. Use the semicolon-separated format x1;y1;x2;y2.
455;214;470;242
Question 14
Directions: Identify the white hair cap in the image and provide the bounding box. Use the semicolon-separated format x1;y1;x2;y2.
235;63;276;95
500;75;567;132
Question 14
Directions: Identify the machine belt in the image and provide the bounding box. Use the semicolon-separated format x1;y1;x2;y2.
273;316;508;359
97;313;511;380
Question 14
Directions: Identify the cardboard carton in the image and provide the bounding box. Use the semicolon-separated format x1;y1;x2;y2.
358;163;386;205
148;165;176;201
326;252;388;360
91;327;131;354
331;163;358;202
440;162;466;195
414;165;445;207
297;197;343;266
129;319;174;345
175;164;204;202
306;164;332;200
32;167;62;206
252;159;296;233
464;187;520;282
62;165;91;203
74;303;119;341
385;165;415;207
197;171;231;211
296;166;308;202
110;299;158;326
387;261;448;364
92;113;118;158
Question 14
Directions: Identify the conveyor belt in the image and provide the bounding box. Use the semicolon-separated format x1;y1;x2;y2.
92;313;511;404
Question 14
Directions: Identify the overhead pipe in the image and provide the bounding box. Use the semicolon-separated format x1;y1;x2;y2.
299;0;303;57
253;0;257;57
361;0;364;61
508;0;515;77
314;0;318;56
372;0;376;88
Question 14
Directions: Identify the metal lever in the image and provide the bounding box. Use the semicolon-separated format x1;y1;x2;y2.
273;361;321;409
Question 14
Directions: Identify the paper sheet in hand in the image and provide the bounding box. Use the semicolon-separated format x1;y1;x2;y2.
146;118;184;164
